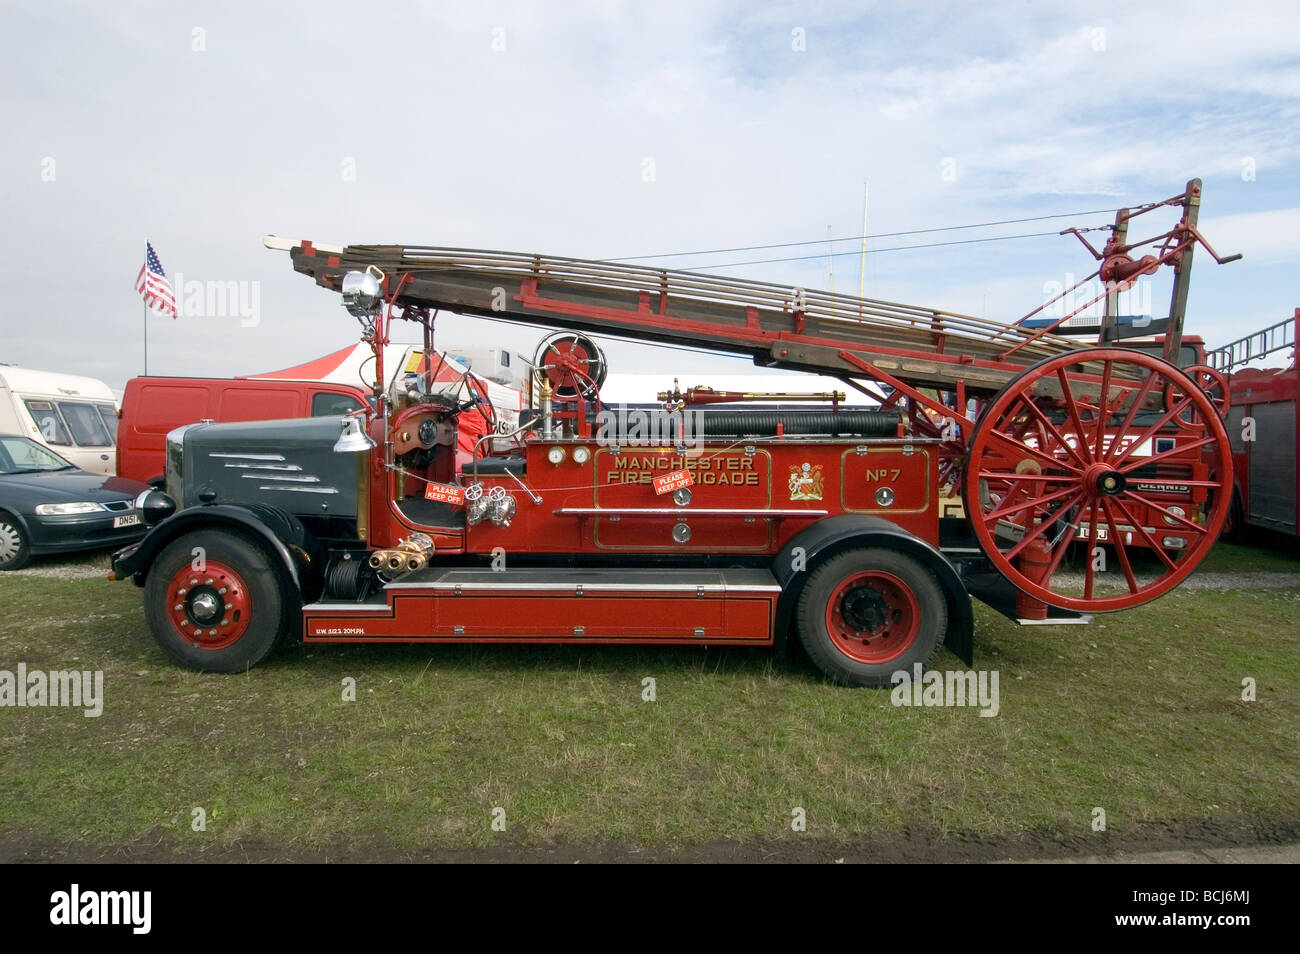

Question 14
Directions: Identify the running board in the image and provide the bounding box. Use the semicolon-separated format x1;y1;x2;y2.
1014;614;1094;626
302;568;780;644
957;565;1094;626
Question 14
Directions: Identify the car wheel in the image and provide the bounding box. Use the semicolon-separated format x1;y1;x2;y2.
143;529;295;672
0;514;31;571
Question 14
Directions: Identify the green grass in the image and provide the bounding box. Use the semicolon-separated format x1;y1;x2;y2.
1;547;1297;855
1193;534;1300;574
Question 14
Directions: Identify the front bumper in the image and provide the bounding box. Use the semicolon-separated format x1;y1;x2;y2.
110;540;144;581
27;510;149;556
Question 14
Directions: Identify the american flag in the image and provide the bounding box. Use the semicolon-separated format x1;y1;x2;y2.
135;241;178;318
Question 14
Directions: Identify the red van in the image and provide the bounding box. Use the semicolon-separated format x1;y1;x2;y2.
116;377;368;486
117;343;519;486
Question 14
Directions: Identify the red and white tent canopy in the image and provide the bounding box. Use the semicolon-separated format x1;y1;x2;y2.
243;343;523;440
243;342;413;389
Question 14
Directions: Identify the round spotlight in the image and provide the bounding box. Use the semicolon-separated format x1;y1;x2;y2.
134;489;177;525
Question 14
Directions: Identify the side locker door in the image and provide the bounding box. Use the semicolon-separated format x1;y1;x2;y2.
1247;401;1297;533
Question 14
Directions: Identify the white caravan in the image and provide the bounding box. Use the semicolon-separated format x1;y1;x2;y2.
0;365;119;474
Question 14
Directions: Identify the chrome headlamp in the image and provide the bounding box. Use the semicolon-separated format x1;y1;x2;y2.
134;489;177;525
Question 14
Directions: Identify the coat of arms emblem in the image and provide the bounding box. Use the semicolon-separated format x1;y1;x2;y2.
788;462;824;501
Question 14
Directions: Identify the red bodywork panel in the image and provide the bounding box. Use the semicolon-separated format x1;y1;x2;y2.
366;438;938;556
304;572;778;645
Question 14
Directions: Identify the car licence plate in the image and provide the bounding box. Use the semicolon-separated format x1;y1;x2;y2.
113;512;142;528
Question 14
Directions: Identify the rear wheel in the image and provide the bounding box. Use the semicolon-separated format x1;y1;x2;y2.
1219;486;1246;542
0;514;31;571
144;530;294;672
796;548;947;687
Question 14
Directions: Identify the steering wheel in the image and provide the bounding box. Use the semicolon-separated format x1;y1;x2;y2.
456;371;498;435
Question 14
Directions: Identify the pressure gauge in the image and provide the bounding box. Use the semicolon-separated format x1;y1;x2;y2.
547;446;566;465
572;446;591;465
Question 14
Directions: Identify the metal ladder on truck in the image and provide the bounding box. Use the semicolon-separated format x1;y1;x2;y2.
1208;309;1297;372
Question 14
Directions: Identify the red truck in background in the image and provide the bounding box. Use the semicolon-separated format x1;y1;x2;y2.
1210;310;1299;539
117;343;519;486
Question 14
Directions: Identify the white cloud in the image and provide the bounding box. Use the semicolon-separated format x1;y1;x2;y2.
0;0;1296;390
1198;208;1300;265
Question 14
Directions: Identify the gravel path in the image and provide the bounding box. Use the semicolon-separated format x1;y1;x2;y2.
1052;571;1300;591
3;560;111;580
5;560;1299;590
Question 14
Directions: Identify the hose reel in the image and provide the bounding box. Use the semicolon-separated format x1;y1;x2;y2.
533;331;607;401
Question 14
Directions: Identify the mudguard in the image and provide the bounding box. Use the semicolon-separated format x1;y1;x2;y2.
111;503;324;599
772;514;974;665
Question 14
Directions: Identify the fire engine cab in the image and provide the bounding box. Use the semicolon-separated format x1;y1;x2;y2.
111;184;1240;686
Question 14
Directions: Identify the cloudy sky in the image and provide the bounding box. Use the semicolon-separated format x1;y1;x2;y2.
3;0;1298;395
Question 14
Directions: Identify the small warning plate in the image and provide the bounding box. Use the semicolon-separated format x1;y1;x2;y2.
652;469;694;495
424;482;466;505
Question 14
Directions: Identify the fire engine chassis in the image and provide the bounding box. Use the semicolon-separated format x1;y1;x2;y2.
112;182;1239;686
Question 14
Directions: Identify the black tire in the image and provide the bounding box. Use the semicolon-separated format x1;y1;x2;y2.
796;548;947;687
1219;487;1246;543
143;529;296;672
0;513;32;571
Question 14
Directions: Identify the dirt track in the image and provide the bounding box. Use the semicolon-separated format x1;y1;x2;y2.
4;816;1298;864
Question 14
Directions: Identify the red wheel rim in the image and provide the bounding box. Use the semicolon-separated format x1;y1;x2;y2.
824;570;920;664
163;560;252;651
964;349;1232;612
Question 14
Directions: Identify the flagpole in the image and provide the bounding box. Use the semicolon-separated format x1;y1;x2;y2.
142;241;148;376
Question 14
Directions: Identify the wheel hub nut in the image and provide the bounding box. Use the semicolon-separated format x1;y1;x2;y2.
191;592;220;622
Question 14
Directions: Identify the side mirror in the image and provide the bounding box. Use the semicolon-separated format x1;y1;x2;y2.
341;267;384;319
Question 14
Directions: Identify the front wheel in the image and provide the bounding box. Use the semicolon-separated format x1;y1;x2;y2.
0;513;31;570
143;530;294;672
796;548;947;687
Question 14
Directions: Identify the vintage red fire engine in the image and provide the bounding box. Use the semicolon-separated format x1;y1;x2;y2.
112;181;1240;686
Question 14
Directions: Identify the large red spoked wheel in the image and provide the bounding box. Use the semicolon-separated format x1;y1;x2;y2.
964;349;1232;612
